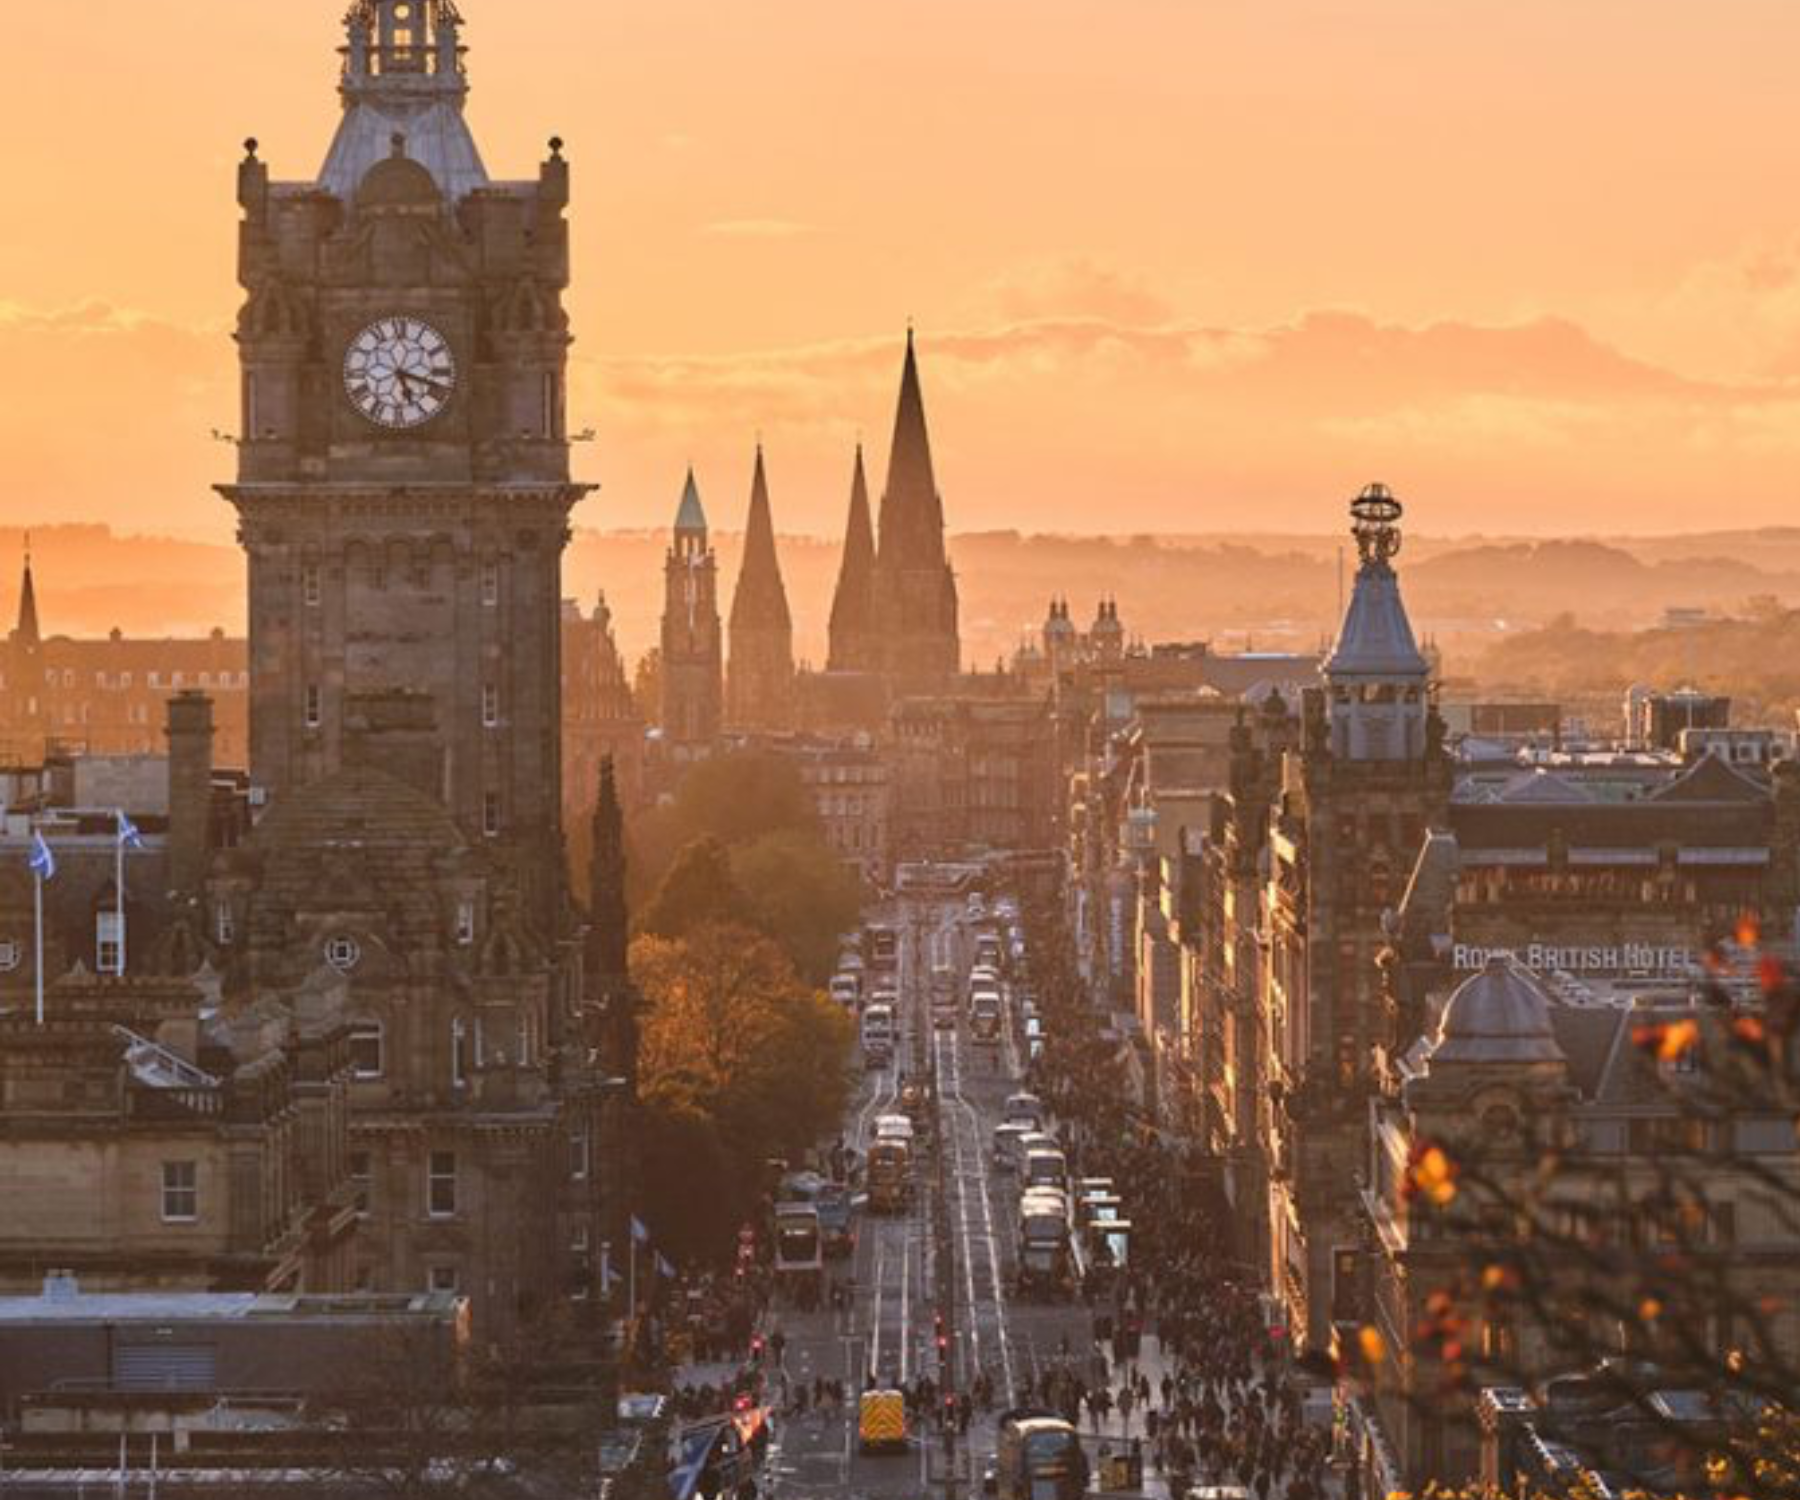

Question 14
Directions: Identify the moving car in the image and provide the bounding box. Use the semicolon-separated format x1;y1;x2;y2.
992;1121;1031;1169
815;1183;855;1257
1024;1147;1067;1193
969;993;1002;1044
1003;1093;1045;1132
861;1004;896;1068
829;972;861;1009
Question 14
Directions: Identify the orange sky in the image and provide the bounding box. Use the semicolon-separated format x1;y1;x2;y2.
6;1;1800;541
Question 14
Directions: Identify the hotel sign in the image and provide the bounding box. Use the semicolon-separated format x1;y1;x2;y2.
1452;943;1697;976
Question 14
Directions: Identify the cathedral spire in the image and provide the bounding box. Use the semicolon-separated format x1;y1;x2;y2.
878;328;946;570
14;542;39;650
727;447;796;729
868;331;961;682
730;445;792;636
1325;483;1430;760
828;444;876;672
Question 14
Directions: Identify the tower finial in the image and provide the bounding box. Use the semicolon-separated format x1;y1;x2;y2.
1350;482;1404;566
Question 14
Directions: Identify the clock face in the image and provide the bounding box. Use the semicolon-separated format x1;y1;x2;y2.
343;317;457;429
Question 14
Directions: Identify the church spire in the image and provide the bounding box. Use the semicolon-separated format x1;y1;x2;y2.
14;541;39;650
877;327;946;571
868;331;960;683
828;444;876;672
730;445;792;635
727;446;796;730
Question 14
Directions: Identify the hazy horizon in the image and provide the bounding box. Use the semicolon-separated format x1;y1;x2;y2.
6;3;1800;541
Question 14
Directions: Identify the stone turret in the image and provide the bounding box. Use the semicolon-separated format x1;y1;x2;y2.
659;471;723;751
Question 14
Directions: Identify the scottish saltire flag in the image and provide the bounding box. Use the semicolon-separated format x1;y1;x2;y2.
117;812;146;850
28;833;54;882
630;1215;651;1244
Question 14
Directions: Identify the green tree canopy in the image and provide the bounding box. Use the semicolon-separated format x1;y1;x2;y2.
636;836;749;941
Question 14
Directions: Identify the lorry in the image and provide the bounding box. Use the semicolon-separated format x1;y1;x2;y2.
867;1139;911;1214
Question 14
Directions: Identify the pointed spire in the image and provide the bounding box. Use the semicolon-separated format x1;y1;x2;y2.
15;540;40;650
674;468;708;537
877;328;946;571
828;444;878;671
730;445;793;635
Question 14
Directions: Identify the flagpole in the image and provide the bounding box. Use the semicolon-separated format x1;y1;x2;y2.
629;1236;637;1328
33;861;44;1028
115;810;126;977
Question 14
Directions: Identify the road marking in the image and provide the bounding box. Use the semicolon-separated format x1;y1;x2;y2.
947;1005;1019;1404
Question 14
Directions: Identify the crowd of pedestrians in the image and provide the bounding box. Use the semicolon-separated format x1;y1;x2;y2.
1026;1005;1342;1500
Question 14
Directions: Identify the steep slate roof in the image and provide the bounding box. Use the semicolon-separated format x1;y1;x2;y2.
1325;561;1428;681
675;469;708;535
1649;753;1770;804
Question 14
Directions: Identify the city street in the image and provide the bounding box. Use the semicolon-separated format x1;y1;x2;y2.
723;899;1121;1499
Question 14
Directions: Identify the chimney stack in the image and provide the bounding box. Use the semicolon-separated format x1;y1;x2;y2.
166;692;215;898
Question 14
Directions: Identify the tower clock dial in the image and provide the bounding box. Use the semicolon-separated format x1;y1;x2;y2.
343;317;457;429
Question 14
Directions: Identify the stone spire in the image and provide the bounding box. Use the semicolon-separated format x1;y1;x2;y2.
869;330;961;683
322;0;489;202
727;446;796;730
876;327;949;574
13;543;39;649
729;446;793;638
827;444;877;672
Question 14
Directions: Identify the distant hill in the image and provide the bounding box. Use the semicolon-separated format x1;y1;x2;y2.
13;522;1800;680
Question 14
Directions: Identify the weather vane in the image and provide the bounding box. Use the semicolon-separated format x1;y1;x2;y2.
1350;481;1404;566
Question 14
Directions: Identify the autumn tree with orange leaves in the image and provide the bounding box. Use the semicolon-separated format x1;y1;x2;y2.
629;922;854;1260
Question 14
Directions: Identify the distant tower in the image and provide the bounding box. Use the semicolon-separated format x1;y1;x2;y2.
868;331;961;684
1091;599;1125;665
827;445;877;672
1324;483;1430;760
1043;599;1077;673
3;544;47;762
660;470;723;752
727;446;796;730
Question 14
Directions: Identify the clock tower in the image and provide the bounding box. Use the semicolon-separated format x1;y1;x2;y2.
220;0;587;921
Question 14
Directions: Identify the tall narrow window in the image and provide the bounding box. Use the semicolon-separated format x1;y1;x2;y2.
481;561;499;608
215;902;235;947
455;899;476;947
483;792;501;838
302;564;321;608
428;1152;458;1218
96;910;123;976
348;1023;384;1080
305;684;322;729
161;1161;199;1223
482;683;500;728
570;1127;590;1181
541;372;558;440
451;1017;469;1089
